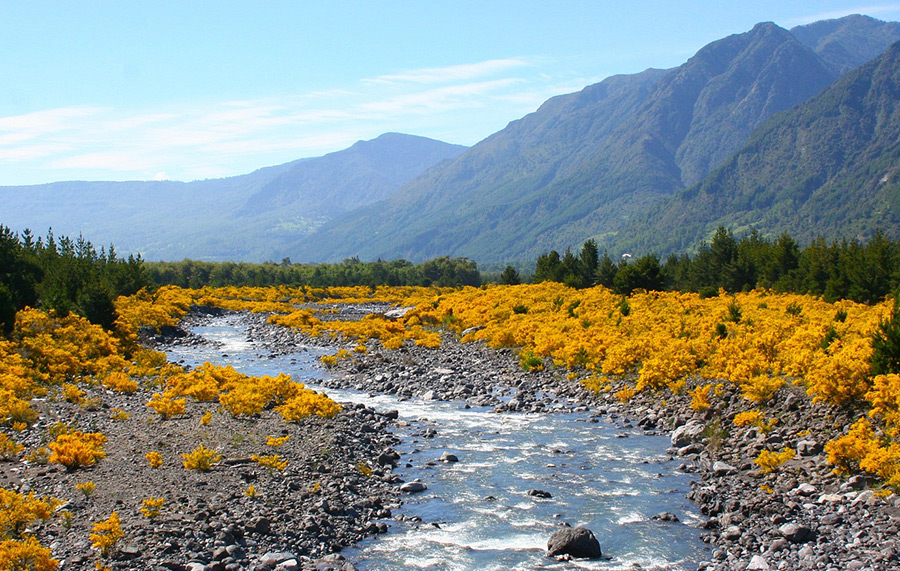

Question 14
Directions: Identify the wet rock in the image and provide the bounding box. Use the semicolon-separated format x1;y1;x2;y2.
399;480;427;493
546;526;602;559
439;451;459;463
528;489;553;499
651;512;679;522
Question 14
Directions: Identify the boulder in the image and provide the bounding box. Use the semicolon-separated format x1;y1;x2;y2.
528;489;552;498
651;512;679;522
440;451;459;463
546;526;602;559
670;421;705;448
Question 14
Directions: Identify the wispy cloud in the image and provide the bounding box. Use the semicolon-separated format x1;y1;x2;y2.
0;57;575;185
363;58;530;85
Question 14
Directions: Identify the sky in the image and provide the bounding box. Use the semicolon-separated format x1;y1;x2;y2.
2;1;900;186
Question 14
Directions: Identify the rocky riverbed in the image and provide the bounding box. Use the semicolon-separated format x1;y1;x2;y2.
8;312;403;571
236;306;900;571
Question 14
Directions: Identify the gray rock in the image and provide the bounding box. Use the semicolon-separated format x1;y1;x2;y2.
779;522;814;543
796;439;821;456
440;451;459;463
712;461;737;476
260;552;296;567
792;483;817;497
722;525;742;540
651;511;679;522
546;526;602;559
747;554;770;570
399;480;427;493
670;421;705;448
528;489;552;498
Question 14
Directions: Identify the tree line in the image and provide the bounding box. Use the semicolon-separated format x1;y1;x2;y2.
0;226;148;333
144;256;481;289
529;227;900;303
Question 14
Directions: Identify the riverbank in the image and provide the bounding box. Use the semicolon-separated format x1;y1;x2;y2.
241;307;900;571
11;310;402;571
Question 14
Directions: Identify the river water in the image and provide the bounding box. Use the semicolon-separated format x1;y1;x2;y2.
164;315;707;570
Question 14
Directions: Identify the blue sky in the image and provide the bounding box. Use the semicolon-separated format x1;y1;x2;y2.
2;1;900;186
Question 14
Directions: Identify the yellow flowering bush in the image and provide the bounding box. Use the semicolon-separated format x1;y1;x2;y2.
755;447;796;473
89;512;123;558
47;431;107;469
140;497;164;519
145;451;163;468
276;387;341;421
251;454;287;472
181;445;221;471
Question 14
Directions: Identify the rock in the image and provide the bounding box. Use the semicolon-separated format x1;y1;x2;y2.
792;483;817;497
747;554;770;570
383;306;413;320
670;421;705;447
712;461;737;476
461;325;486;337
248;516;272;534
260;552;296;567
528;489;552;498
796;440;821;456
778;522;814;543
651;511;679;522
722;525;742;540
399;480;427;493
439;451;459;463
546;526;602;559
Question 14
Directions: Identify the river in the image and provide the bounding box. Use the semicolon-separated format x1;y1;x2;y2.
163;314;707;570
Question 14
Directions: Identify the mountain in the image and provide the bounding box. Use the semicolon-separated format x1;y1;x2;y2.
0;133;466;261
288;16;899;264
617;39;900;254
792;14;900;75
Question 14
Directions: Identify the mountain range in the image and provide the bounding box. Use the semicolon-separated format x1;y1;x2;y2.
3;14;900;265
0;133;465;261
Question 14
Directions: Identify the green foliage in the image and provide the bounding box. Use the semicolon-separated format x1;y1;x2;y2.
871;297;900;375
499;265;521;285
145;256;480;289
534;227;900;305
0;226;148;332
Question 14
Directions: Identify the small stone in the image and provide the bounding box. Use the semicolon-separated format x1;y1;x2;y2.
528;489;552;499
440;451;459;463
722;525;742;540
793;483;817;497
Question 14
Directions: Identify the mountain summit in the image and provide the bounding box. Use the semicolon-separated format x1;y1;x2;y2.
288;15;898;264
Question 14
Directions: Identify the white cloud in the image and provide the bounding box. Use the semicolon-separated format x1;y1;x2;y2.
0;55;574;185
364;58;530;85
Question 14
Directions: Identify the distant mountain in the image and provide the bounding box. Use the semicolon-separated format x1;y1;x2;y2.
0;133;466;261
618;39;900;254
792;14;900;75
286;21;849;263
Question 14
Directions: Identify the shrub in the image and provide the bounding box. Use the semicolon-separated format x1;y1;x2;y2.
147;391;186;420
145;451;163;468
0;434;24;461
140;497;164;519
755;447;796;474
276;388;341;422
90;512;123;558
181;445;221;471
47;431;107;469
251;454;287;472
0;537;58;571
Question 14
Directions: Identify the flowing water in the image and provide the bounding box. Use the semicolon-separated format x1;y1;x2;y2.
164;314;707;570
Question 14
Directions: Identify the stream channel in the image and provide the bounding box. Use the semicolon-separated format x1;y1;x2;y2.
163;314;707;570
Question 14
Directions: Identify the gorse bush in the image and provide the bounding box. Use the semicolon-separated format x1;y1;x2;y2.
48;431;107;469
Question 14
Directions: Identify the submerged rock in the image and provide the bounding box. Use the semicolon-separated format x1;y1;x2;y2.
546;526;602;559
